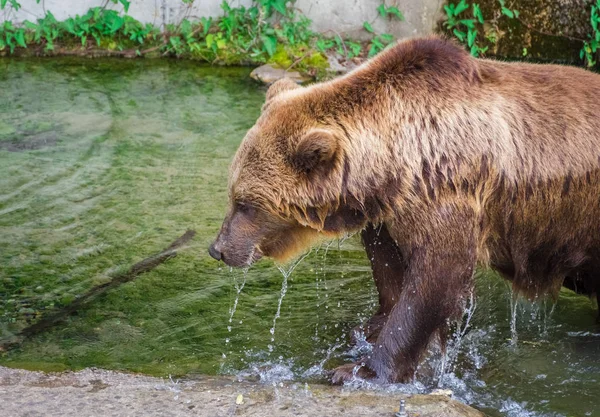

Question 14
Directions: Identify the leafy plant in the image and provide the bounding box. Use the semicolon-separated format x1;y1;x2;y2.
444;1;490;57
376;3;404;21
581;0;600;67
362;3;404;58
497;0;519;19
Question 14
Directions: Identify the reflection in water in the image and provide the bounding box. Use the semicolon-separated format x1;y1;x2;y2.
0;58;598;417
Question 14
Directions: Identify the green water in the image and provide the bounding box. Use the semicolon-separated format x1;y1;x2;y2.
0;58;598;417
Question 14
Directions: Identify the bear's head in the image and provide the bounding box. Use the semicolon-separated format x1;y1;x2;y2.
209;78;369;267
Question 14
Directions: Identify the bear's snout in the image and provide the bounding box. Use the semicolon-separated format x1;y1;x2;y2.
208;243;222;261
208;231;261;267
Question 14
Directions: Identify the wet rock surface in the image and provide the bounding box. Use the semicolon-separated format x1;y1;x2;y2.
249;64;310;85
0;366;485;417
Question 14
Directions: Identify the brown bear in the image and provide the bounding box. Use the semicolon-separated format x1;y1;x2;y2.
209;36;600;384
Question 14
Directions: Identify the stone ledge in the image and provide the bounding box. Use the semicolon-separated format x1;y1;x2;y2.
0;366;486;417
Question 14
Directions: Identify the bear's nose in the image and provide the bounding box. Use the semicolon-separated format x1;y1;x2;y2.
208;243;222;261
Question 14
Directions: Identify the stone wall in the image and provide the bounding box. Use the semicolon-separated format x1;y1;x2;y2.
1;0;443;40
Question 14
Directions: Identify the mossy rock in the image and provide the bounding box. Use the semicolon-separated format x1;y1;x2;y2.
267;45;330;73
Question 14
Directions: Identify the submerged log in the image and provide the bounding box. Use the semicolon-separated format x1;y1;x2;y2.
0;230;196;351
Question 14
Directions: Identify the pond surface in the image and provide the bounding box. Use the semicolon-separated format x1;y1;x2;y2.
0;58;598;417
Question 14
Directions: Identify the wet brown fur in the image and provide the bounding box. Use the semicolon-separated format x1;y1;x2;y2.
212;36;600;384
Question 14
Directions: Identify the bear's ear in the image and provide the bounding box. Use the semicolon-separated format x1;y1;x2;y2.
265;78;301;103
290;129;338;175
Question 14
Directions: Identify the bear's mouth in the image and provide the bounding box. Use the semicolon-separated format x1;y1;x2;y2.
219;247;262;268
245;246;263;266
208;242;264;268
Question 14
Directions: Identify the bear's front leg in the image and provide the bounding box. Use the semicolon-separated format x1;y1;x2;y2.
333;205;478;384
351;223;405;345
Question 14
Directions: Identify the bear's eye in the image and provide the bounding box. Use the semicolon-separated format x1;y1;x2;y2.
236;202;252;215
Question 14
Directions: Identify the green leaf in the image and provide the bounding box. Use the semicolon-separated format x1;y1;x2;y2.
467;29;477;47
261;34;277;56
473;4;484;24
180;19;191;36
45;11;57;24
454;0;469;15
380;33;394;43
200;17;212;36
368;43;378;58
23;20;37;30
272;0;288;16
8;0;20;11
444;5;454;18
15;29;25;48
460;19;475;29
377;4;386;18
349;42;362;57
453;28;466;42
110;16;124;33
363;21;374;33
501;7;514;18
205;33;214;48
119;0;130;13
387;6;404;20
63;19;75;34
513;9;520;18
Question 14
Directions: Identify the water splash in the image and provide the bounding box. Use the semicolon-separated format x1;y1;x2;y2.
436;289;477;386
302;341;345;379
268;251;311;353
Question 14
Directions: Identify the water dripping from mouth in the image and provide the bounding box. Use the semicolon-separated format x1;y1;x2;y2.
222;267;249;369
227;267;248;334
314;241;335;341
510;293;519;345
268;251;311;353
